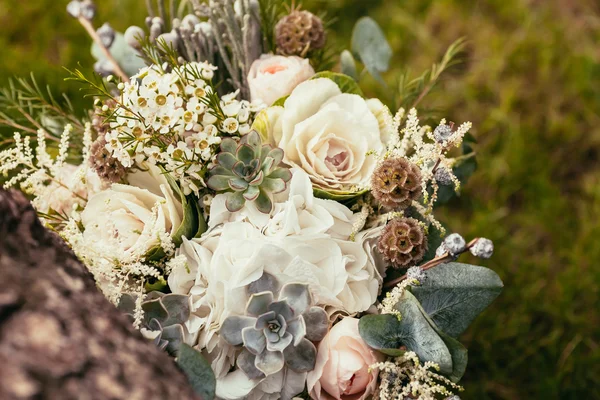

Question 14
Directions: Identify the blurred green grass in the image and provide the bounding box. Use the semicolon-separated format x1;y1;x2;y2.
1;0;599;399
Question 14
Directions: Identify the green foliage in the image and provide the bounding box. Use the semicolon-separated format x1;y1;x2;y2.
411;263;503;338
177;344;217;400
351;16;392;84
311;71;363;95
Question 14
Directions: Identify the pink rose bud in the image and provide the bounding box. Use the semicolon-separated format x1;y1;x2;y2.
307;317;384;400
247;54;315;106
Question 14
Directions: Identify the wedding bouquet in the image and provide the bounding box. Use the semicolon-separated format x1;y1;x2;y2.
0;1;503;399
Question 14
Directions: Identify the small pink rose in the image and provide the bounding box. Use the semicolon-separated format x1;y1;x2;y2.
247;54;315;106
307;317;384;400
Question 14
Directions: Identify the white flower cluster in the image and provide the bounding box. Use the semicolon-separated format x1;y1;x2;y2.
0;124;103;223
372;351;463;400
104;62;264;195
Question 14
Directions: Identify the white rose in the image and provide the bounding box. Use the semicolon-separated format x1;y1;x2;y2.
81;166;183;261
268;78;387;191
248;54;315;106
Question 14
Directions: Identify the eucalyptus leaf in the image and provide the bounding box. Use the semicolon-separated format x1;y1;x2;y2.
158;168;201;245
405;290;468;382
177;344;216;400
91;33;145;77
351;17;392;83
411;262;503;337
340;50;358;81
359;292;453;374
312;72;363;96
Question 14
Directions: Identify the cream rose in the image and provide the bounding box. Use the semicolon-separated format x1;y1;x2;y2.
307;317;384;400
248;54;315;106
267;78;386;191
81;166;183;261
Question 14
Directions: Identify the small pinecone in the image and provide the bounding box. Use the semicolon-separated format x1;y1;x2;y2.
275;10;326;56
89;136;128;183
378;217;428;268
371;158;422;210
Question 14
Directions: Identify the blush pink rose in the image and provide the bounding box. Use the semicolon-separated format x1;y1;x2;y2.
307;317;384;400
247;54;315;106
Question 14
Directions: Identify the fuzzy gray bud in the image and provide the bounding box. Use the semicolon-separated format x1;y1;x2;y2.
157;31;179;49
445;396;461;400
124;26;145;49
97;23;115;48
443;233;466;255
470;238;494;259
407;266;427;285
434;167;453;185
67;0;95;19
93;60;114;77
434;124;453;143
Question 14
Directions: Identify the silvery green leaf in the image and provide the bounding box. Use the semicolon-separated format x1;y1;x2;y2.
162;324;185;357
177;344;216;400
411;262;503;337
91;33;145;77
221;316;255;345
351;17;392;83
283;338;317;372
404;290;468;382
340;50;358;81
216;152;239;170
255;189;273;214
359;291;453;374
311;72;363;96
207;175;231;191
302;307;329;342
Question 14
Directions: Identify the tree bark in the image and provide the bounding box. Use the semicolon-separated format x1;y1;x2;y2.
0;189;199;400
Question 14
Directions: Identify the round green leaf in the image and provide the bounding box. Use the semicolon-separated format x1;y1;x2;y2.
311;72;363;96
177;344;216;400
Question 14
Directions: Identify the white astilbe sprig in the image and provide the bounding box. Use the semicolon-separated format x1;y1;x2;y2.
372;351;463;400
0;126;96;226
378;279;412;318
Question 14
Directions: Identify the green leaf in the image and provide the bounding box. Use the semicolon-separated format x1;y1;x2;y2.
177;344;216;400
421;221;447;263
405;290;468;382
351;17;392;83
313;186;368;201
411;262;503;337
340;50;358;81
359;292;453;374
171;194;200;247
272;95;289;107
91;33;145;77
312;72;363;96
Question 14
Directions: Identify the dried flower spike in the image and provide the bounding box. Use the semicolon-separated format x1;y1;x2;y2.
378;217;428;269
372;157;422;210
276;10;326;56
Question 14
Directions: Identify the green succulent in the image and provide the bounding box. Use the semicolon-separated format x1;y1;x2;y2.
119;291;190;357
207;130;292;213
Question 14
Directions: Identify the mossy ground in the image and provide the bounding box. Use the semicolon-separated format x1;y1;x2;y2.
1;0;599;398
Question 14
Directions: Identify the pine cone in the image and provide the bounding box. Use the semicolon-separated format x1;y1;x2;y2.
378;217;427;268
89;135;128;183
371;158;422;210
275;10;326;56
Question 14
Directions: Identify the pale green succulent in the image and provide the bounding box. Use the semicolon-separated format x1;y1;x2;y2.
207;130;292;214
220;282;329;378
119;291;190;357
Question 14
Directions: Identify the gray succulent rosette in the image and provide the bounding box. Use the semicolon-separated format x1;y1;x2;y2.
220;282;328;378
119;291;190;357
